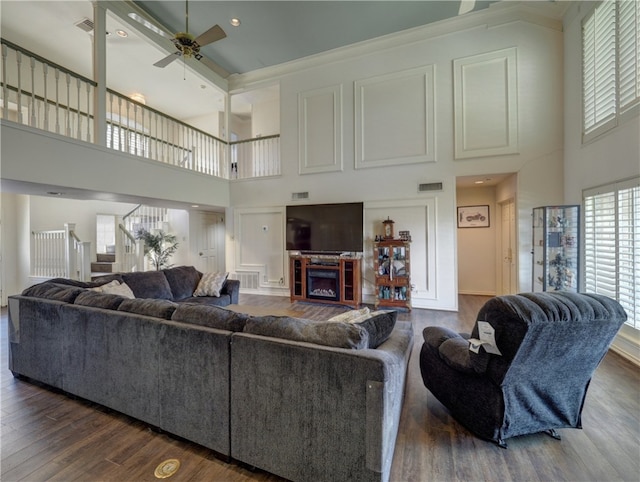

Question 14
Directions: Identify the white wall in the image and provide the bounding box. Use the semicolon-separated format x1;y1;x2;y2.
456;186;497;296
563;2;640;363
252;98;280;137
228;5;565;310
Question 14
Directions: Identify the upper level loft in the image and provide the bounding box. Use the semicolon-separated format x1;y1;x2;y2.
0;37;280;181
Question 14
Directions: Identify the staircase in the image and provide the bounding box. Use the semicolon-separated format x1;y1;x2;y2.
91;253;116;274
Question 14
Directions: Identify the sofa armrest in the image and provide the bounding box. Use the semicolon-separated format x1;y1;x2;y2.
220;279;240;304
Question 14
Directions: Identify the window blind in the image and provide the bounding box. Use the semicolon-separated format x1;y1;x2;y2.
584;180;640;330
583;1;617;135
618;0;640;111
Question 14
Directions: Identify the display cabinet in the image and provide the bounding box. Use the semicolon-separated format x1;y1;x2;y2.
532;205;580;292
373;239;411;310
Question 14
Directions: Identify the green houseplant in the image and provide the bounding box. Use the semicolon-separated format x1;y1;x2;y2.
135;228;179;270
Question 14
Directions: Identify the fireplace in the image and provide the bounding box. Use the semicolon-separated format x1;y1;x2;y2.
307;268;340;302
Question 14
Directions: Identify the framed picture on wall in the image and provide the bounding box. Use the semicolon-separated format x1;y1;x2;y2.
457;205;490;228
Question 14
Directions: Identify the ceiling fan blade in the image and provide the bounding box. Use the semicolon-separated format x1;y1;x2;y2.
153;51;182;68
194;24;226;47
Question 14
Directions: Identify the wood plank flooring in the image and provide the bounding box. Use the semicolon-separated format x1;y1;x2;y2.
1;294;639;481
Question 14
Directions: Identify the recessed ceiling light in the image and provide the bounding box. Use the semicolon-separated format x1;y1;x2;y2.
191;204;200;208
230;18;241;27
47;191;64;196
116;29;128;38
474;180;484;184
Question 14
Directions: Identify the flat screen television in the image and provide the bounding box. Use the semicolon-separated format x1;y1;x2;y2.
286;202;364;253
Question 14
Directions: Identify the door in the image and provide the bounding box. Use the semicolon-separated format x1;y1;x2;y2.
195;212;225;273
500;199;517;294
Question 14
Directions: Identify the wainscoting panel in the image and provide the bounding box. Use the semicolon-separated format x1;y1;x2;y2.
355;66;435;169
298;84;343;174
453;47;519;159
234;208;285;288
364;198;438;307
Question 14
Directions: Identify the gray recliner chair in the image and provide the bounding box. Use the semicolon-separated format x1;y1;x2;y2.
419;292;627;447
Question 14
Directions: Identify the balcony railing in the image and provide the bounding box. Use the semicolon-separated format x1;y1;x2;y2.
1;39;279;180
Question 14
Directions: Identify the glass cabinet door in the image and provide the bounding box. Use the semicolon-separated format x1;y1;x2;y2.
532;205;580;292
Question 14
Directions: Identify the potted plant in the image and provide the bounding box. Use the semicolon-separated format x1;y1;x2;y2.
135;228;179;270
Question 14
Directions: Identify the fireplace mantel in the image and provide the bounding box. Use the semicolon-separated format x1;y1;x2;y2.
289;255;362;308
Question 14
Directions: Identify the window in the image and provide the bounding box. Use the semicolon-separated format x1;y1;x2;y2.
584;178;640;330
582;0;640;141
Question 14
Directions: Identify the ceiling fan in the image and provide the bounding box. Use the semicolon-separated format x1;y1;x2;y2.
129;0;226;68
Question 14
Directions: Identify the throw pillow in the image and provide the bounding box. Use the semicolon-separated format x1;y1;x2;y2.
89;280;135;299
194;272;228;297
327;307;370;323
351;310;398;348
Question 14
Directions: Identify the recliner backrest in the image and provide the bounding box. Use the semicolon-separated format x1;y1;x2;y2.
472;292;627;387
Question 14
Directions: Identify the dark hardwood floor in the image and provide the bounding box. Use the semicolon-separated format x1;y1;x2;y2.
1;294;639;481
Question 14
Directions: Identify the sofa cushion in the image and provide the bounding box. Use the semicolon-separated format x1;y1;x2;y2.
163;266;202;300
121;271;173;300
194;272;229;297
243;316;369;349
48;275;124;288
171;304;250;332
89;280;135;299
21;282;85;303
74;290;127;310
118;298;178;320
351;310;398;349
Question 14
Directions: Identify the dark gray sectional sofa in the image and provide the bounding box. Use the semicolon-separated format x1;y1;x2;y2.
7;266;414;482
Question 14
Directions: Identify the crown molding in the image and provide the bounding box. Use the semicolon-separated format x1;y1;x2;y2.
228;1;565;91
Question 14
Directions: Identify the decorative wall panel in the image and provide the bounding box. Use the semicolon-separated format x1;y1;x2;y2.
355;66;435;169
453;48;518;159
298;85;343;174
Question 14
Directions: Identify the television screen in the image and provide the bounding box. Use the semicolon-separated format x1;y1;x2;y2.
286;202;364;253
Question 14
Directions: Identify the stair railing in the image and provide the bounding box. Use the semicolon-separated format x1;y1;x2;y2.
31;223;91;280
115;216;144;273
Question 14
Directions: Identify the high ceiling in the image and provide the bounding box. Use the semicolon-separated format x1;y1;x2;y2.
0;0;499;121
134;0;497;75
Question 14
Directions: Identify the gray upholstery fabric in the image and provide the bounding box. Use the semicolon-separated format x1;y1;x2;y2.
230;320;414;482
355;311;398;348
244;315;370;349
420;292;627;446
21;282;85;303
49;275;124;288
74;290;126;310
121;271;174;300
118;298;178;320
171;304;249;332
9;296;233;455
162;266;201;300
157;320;232;454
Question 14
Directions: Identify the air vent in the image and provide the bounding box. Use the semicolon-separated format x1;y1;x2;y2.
75;18;94;33
418;182;443;192
291;192;309;201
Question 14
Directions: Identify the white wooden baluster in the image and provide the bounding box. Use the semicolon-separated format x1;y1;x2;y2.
86;82;91;142
43;63;49;131
76;77;81;139
1;44;8;120
65;73;71;136
29;56;36;127
16;50;23;124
